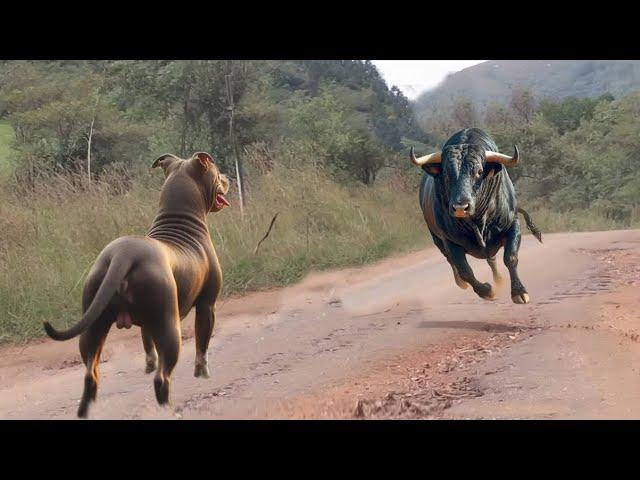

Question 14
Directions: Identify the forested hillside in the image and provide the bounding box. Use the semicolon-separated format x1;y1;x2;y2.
0;60;431;186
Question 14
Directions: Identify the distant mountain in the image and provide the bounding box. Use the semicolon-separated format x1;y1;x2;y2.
413;60;640;121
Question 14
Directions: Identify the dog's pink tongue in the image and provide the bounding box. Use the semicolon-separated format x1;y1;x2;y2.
216;194;230;207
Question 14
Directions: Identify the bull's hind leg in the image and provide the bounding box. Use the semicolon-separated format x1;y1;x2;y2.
194;303;215;378
447;241;495;300
487;255;504;286
141;327;158;374
78;317;112;418
504;219;529;304
431;233;468;290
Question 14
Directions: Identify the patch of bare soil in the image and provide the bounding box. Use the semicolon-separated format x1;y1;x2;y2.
352;329;538;419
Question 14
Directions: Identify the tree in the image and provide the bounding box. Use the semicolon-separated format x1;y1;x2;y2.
451;97;479;127
510;87;537;123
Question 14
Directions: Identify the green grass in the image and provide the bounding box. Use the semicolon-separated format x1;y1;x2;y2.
0;163;637;344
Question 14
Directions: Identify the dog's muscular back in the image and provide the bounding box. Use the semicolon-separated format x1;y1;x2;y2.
145;162;224;317
58;153;227;334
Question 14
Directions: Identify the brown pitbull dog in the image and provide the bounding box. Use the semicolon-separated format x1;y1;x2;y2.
43;152;230;418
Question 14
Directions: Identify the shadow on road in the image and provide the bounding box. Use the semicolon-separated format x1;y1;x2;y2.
417;320;520;333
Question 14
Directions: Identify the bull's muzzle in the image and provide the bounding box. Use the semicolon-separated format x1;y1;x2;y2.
451;202;472;218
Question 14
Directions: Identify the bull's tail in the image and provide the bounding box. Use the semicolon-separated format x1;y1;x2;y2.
517;207;543;244
43;255;132;341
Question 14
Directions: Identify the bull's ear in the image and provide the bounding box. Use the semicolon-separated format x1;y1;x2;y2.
152;154;181;178
483;162;502;179
191;151;214;173
422;164;441;177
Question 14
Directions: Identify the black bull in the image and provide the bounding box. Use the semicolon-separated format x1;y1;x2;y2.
412;128;542;304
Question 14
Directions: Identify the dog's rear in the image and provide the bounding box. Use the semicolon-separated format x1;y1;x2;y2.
45;236;178;418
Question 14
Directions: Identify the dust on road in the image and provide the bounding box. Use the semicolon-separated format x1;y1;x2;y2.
0;230;638;419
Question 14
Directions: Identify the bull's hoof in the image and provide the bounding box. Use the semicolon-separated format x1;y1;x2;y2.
476;282;496;301
512;293;530;304
145;362;157;374
194;363;210;379
455;276;469;290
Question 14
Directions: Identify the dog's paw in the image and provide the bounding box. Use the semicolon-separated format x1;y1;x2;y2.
194;364;210;379
145;353;158;374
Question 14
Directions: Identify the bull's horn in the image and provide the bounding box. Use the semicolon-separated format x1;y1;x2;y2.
410;146;441;167
485;145;519;167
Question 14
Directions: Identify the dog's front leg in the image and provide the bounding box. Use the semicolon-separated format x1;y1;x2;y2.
194;303;215;378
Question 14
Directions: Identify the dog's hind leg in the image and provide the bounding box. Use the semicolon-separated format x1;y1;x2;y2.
151;311;181;406
194;303;215;378
78;316;112;418
141;326;158;374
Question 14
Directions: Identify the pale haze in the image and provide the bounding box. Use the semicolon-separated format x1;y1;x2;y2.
372;60;487;100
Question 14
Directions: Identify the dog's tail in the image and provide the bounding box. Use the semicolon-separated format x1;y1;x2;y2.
517;207;543;244
43;256;132;341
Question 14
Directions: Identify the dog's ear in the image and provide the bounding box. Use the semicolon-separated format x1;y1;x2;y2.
152;154;181;178
191;152;214;172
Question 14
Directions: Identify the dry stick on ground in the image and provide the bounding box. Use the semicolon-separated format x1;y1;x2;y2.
254;213;279;255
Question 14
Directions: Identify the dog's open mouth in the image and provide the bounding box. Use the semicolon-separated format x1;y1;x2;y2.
215;193;230;209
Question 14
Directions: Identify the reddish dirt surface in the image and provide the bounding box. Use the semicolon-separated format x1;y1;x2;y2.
0;229;638;419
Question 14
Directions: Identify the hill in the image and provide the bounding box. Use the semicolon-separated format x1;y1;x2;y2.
413;60;640;122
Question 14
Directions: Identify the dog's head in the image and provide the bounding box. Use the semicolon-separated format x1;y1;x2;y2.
152;152;230;213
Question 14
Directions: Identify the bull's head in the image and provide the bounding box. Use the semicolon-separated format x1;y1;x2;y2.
410;144;518;219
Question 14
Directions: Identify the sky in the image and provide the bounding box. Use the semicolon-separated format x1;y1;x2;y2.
372;60;487;100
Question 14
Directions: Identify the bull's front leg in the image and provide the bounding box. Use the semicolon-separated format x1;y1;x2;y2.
431;232;468;290
503;219;530;304
446;241;495;300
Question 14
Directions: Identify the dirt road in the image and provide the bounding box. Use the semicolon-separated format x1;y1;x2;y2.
1;229;638;419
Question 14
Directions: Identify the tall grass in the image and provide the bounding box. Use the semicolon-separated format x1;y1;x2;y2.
0;165;427;343
524;206;640;233
0;121;16;176
0;163;636;344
